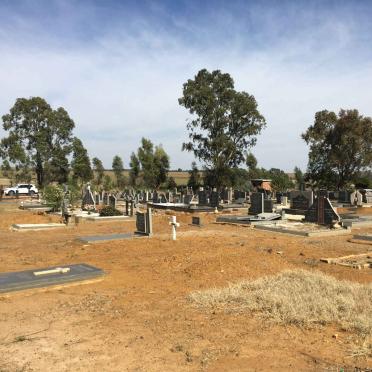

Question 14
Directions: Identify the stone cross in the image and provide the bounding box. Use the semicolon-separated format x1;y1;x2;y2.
169;216;180;241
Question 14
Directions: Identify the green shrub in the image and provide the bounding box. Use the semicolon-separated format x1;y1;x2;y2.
42;184;65;211
99;205;122;216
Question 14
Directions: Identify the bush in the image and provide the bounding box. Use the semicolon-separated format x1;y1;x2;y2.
99;205;122;216
42;184;65;211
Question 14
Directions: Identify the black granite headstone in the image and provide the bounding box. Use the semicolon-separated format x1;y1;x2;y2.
304;196;340;225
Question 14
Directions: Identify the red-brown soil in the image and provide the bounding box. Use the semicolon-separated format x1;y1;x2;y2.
0;202;371;371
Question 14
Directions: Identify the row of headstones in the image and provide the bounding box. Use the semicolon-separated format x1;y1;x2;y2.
249;191;340;225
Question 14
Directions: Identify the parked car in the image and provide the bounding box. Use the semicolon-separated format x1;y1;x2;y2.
4;184;39;196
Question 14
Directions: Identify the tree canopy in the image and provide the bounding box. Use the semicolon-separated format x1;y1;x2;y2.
187;161;201;191
112;155;125;188
179;69;266;189
135;138;170;189
0;97;75;187
302;109;372;189
92;157;105;185
71;137;93;185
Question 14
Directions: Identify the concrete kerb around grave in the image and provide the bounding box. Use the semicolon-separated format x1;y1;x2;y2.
352;233;372;242
254;223;351;237
77;233;134;244
84;215;132;222
12;223;67;231
0;263;104;294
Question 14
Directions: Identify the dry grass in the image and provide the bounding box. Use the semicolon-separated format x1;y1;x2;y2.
189;269;372;336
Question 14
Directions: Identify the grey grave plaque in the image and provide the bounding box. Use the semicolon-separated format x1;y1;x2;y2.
0;263;104;293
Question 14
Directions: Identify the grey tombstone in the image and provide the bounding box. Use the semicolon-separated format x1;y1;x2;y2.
356;191;363;206
109;195;117;209
135;208;153;236
350;191;357;205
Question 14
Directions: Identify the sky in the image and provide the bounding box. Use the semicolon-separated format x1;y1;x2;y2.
0;0;371;171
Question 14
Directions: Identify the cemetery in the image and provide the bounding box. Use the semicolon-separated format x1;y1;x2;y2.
0;5;371;368
0;178;371;370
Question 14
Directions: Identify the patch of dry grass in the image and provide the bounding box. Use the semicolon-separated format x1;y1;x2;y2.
189;269;372;336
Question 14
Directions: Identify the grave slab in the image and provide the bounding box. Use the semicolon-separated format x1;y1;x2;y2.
352;233;372;242
12;223;66;231
216;213;281;226
78;233;133;244
0;263;104;293
85;215;131;222
254;223;350;237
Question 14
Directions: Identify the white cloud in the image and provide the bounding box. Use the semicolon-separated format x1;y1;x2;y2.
0;2;371;171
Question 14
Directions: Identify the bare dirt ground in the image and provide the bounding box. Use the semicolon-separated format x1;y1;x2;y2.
0;202;371;371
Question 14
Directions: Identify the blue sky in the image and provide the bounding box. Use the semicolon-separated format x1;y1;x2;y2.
0;0;371;170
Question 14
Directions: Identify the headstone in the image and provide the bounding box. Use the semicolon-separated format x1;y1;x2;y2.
361;189;372;204
350;191;357;205
135;208;153;236
191;216;202;226
184;194;193;205
292;195;311;211
305;196;341;225
95;192;100;206
109;195;117;209
289;191;313;210
82;186;95;209
264;199;274;213
249;192;264;214
198;190;208;206
209;191;219;208
169;216;180;240
356;191;363;206
339;190;350;203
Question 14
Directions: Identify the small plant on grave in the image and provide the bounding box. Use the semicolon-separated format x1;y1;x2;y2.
99;205;122;217
42;184;65;211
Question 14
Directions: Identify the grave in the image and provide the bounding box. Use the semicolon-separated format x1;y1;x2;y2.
0;263;104;293
191;216;202;227
304;196;341;225
320;253;372;269
209;191;219;208
78;233;133;243
352;233;372;243
12;223;66;231
254;222;350;237
248;193;274;214
135;208;153;236
84;215;131;222
216;212;281;226
109;195;117;209
285;191;313;215
198;190;208;206
82;186;95;209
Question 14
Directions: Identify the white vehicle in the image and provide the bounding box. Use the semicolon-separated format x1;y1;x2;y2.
4;184;39;196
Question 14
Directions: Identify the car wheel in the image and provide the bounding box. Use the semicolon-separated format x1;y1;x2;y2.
8;190;15;196
29;190;35;196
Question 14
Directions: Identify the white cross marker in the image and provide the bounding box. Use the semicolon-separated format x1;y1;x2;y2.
169;216;180;240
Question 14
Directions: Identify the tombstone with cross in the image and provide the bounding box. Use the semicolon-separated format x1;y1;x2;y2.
169;216;180;240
